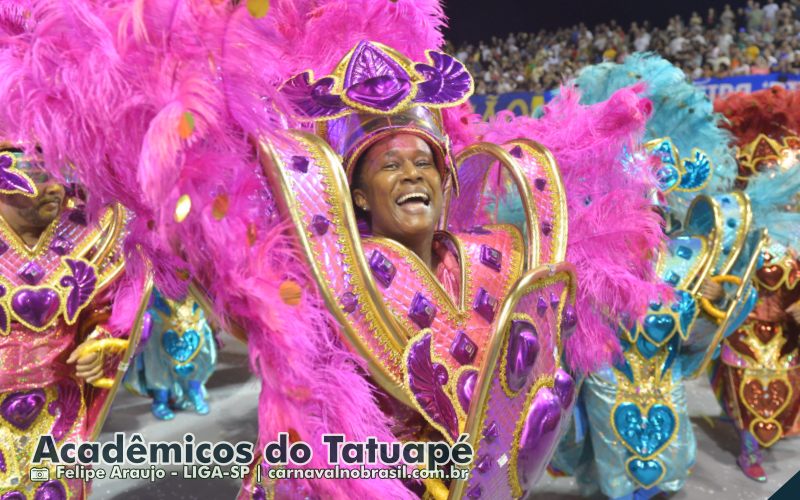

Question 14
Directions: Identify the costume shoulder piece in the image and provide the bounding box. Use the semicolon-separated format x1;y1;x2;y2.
0;203;126;334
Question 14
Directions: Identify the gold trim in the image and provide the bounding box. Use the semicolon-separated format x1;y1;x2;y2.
715;191;753;276
451;142;542;269
89;251;154;441
689;228;767;379
682;194;724;295
508;139;569;263
258;131;411;406
448;262;577;500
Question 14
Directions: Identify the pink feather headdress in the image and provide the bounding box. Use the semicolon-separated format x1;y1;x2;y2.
443;85;672;371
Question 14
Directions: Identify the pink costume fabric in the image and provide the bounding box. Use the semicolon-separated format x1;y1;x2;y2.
0;1;667;497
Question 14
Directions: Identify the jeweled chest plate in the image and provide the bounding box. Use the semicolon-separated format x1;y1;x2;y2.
0;208;115;334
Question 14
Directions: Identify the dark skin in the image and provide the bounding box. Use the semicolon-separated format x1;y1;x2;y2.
352;134;443;270
0;168;103;382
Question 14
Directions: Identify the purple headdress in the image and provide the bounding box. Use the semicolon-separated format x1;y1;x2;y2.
281;40;473;190
0;147;38;197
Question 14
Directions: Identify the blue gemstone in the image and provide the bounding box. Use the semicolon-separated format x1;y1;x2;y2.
664;271;680;286
450;331;477;365
727;218;737;228
408;292;436;328
675;245;693;259
479;245;502;272
369;250;396;288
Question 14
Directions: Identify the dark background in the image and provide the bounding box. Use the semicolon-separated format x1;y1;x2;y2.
444;0;749;43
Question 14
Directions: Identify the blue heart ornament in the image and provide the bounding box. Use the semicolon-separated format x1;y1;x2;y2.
626;457;665;488
162;329;201;363
642;314;675;346
613;402;676;458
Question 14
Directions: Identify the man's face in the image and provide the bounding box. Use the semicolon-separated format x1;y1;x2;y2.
0;169;65;229
352;134;443;245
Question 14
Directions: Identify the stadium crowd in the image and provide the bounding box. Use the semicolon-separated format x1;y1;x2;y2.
448;1;800;94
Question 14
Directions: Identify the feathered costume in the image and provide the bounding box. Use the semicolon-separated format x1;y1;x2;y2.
0;2;668;498
123;290;218;420
549;53;764;499
711;87;800;481
0;4;152;498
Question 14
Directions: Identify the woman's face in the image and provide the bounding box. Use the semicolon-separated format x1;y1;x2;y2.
352;133;443;245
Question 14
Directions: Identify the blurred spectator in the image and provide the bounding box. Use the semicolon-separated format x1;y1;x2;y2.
451;1;800;94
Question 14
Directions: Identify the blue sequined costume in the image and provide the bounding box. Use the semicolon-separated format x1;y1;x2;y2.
550;53;762;498
124;291;217;419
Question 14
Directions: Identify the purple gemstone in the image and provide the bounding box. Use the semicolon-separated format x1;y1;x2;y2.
536;296;548;317
0;389;45;430
18;261;45;285
369;250;396;288
34;480;66;500
553;369;576;409
562;304;578;336
542;220;553;236
0;449;5;473
476;454;492;473
340;292;357;313
0;155;10;169
509;145;523;158
550;292;560;310
467;484;482;498
506;320;540;392
1;491;25;500
68;210;87;226
456;370;478;412
310;215;330;236
11;288;61;328
479;245;502;272
253;485;267;500
484;420;499;443
473;288;498;323
289;155;309;173
0;239;8;256
450;330;478;365
517;388;563;495
49;236;73;256
534;178;547;191
408;292;436;328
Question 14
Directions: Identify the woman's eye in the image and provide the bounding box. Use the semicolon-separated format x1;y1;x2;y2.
382;163;398;170
416;160;433;168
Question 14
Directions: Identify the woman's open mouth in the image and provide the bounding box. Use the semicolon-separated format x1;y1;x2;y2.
395;191;431;214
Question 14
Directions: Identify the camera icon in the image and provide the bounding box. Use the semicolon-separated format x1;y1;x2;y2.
29;468;50;482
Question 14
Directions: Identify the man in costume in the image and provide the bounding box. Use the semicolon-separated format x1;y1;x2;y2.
0;146;147;499
548;53;764;500
124;290;218;420
711;87;800;482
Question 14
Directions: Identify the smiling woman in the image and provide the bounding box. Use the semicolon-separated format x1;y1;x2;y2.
351;134;443;271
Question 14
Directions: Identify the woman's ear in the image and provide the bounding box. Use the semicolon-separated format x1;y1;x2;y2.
352;188;369;211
